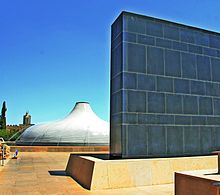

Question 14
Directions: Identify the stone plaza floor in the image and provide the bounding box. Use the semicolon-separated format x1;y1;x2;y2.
0;152;174;194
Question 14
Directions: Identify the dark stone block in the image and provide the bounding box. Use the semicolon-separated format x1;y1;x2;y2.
203;47;217;57
174;79;190;94
123;32;136;43
148;126;166;155
183;95;198;114
207;116;220;125
213;98;220;115
120;125;127;155
156;38;172;49
188;44;202;54
157;115;174;124
147;47;164;75
199;97;213;115
138;114;157;124
111;91;122;114
111;74;121;93
184;127;200;153
194;32;209;46
125;15;145;34
111;114;122;124
125;43;146;73
167;126;183;154
166;94;182;114
191;116;206;125
111;16;122;40
148;92;165;113
217;50;220;58
128;90;146;112
180;28;195;43
146;20;163;37
181;53;196;79
165;49;181;77
137;74;156;91
110;123;122;155
197;55;211;81
175;116;191;125
122;90;128;112
200;127;212;153
127;125;148;155
213;127;220;149
138;114;174;125
122;113;137;124
209;35;220;49
172;41;187;51
111;44;122;77
191;81;205;95
211;58;220;82
157;76;173;92
123;72;136;89
137;34;155;46
206;82;219;97
112;33;122;50
164;25;179;40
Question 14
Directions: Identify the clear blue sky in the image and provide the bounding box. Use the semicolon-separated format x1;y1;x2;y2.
1;0;220;124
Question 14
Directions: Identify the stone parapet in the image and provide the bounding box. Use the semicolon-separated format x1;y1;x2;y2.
10;146;109;153
66;154;217;190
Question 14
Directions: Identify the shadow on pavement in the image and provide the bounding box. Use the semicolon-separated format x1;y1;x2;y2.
49;170;67;176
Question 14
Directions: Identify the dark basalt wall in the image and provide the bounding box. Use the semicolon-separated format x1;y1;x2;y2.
110;11;220;158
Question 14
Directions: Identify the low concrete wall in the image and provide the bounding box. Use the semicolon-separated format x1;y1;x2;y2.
10;146;109;153
175;170;220;195
66;156;98;189
66;155;218;190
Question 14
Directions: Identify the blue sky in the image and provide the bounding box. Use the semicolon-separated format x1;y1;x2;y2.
1;0;220;124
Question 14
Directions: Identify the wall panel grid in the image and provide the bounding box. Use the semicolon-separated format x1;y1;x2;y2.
110;11;220;158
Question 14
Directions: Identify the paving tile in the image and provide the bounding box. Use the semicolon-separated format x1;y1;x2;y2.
0;152;174;194
0;189;13;195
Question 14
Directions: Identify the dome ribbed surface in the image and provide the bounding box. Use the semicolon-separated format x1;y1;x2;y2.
16;102;109;146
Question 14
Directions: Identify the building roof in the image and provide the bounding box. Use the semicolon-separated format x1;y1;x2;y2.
16;102;109;146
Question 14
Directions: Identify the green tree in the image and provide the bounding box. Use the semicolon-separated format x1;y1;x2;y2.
0;101;7;130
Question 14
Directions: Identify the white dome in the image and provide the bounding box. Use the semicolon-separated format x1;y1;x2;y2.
16;102;109;145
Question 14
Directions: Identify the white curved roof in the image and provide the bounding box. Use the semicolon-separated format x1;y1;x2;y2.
16;102;109;145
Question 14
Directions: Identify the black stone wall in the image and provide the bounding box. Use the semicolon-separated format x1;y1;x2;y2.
110;11;220;158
